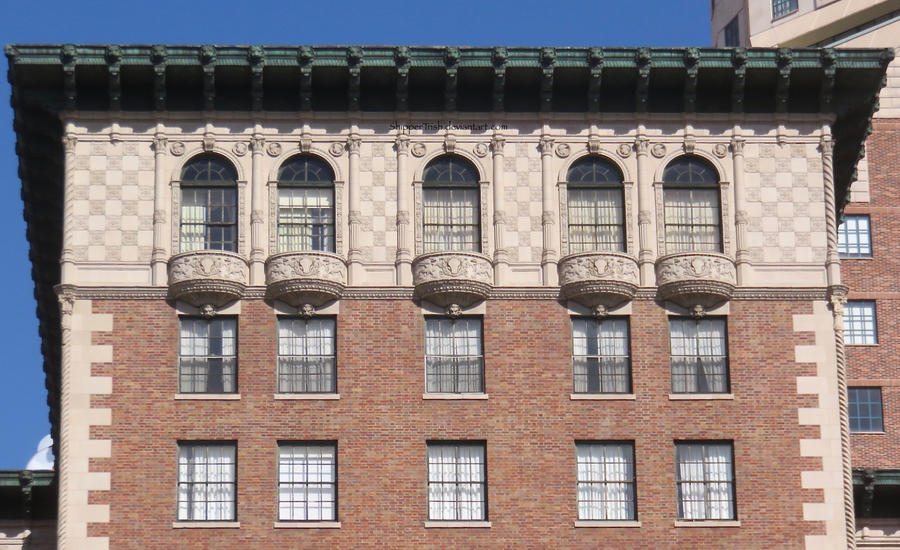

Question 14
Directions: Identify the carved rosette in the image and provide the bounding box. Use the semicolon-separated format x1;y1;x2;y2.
265;252;347;306
655;252;737;308
412;252;493;307
558;252;639;307
168;251;249;307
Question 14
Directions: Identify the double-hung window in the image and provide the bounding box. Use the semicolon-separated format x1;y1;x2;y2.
663;156;722;253
427;442;486;521
277;317;336;394
178;318;237;394
838;215;871;258
675;442;735;520
844;301;877;345
277;155;335;253
177;442;236;521
180;154;238;252
576;442;636;521
669;317;729;394
425;317;484;394
572;317;630;394
278;443;337;521
566;156;626;253
422;155;481;252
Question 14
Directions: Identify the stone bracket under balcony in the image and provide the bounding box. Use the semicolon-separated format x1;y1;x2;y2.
168;251;249;308
558;252;639;308
412;252;493;308
655;252;736;308
265;252;347;307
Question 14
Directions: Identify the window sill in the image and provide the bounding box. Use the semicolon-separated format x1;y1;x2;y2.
172;521;240;528
846;343;879;347
424;521;491;528
674;520;740;527
174;394;241;401
274;521;340;529
575;520;641;528
852;431;885;435
274;393;340;400
669;393;734;400
423;393;489;400
571;393;635;401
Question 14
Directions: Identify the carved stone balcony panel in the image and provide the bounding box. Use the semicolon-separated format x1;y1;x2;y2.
168;251;249;307
265;252;347;307
558;252;639;308
412;252;493;307
655;252;737;308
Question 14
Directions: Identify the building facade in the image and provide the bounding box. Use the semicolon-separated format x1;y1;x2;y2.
5;44;890;549
712;1;900;546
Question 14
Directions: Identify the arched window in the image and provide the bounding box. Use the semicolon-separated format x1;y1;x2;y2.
566;156;626;253
180;154;238;252
422;155;481;252
662;156;722;253
277;155;336;253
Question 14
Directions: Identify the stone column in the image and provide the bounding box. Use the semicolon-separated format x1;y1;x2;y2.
150;130;170;285
56;294;74;550
731;133;750;285
249;132;266;285
822;133;841;287
395;134;412;285
61;131;78;285
491;134;509;285
634;135;655;285
347;132;363;283
539;135;558;286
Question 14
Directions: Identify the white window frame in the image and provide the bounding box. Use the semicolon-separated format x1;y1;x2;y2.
277;442;337;521
844;301;877;345
176;442;236;521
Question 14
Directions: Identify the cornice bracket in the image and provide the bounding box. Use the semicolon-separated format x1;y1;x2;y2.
444;47;459;112
588;48;603;113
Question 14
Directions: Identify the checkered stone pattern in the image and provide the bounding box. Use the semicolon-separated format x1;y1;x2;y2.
69;140;155;263
503;142;543;263
742;142;826;264
357;142;397;264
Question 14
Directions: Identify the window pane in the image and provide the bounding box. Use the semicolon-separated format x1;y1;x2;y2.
849;388;884;432
177;443;236;521
425;318;484;394
278;443;337;521
423;188;480;252
844;301;877;345
278;187;336;252
427;443;486;521
838;215;872;258
670;318;728;393
676;442;735;520
772;0;797;18
277;318;337;393
576;442;635;520
572;318;630;394
567;188;625;253
180;186;237;252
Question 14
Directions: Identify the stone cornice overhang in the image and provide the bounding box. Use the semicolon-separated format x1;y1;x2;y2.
5;44;894;461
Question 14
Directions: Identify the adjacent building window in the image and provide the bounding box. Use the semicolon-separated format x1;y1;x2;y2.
178;318;237;394
838;215;872;258
724;16;740;47
278;443;337;521
422;155;481;252
427;442;486;521
844;301;877;345
772;0;798;19
663;156;722;253
675;442;735;520
669;317;729;394
425;317;484;394
572;317;631;394
566;156;626;253
277;317;336;394
849;388;884;433
177;442;236;521
180;154;238;252
277;155;336;253
576;442;636;521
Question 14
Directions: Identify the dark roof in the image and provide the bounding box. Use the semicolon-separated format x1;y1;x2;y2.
5;45;894;460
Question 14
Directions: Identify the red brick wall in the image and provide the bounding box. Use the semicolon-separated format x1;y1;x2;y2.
844;121;900;469
86;298;824;549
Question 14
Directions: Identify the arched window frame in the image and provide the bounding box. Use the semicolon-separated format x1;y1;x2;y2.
655;154;731;256
175;153;241;253
414;154;486;254
274;154;337;253
563;155;628;254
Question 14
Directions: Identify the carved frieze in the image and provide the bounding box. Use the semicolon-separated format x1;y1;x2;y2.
265;251;346;306
412;251;493;307
168;251;249;307
558;252;639;307
655;252;737;307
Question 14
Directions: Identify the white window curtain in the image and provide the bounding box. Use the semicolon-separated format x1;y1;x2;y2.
180;189;207;252
670;318;727;393
177;444;236;521
427;444;485;521
576;443;635;520
572;318;630;393
425;318;483;393
423;188;480;252
663;188;721;253
277;187;335;252
179;319;237;393
278;444;336;521
277;318;336;393
676;443;734;520
567;188;624;253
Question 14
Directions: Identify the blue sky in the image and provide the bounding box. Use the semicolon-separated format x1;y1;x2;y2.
0;0;711;468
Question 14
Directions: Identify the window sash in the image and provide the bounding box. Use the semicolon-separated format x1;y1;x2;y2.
675;443;735;520
844;301;877;345
427;443;486;521
179;318;237;394
838;215;871;258
278;444;337;521
177;443;236;521
849;388;884;433
425;318;484;393
572;318;631;394
180;187;237;252
567;188;625;253
669;318;729;394
277;187;335;253
277;318;336;393
663;188;722;253
576;442;636;520
423;187;481;252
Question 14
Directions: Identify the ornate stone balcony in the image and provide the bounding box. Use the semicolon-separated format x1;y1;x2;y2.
168;251;249;307
265;252;347;307
558;252;639;308
412;252;493;307
655;252;736;308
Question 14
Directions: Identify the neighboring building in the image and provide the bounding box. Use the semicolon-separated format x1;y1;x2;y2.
5;44;891;549
712;1;900;546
